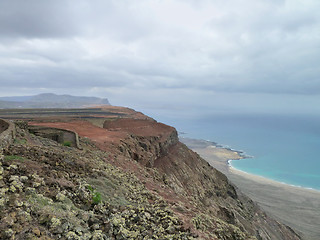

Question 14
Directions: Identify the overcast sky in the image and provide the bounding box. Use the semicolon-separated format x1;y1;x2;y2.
0;0;320;116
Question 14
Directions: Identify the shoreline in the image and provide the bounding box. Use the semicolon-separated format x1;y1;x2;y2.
181;137;320;240
228;160;320;193
198;138;320;193
227;159;320;193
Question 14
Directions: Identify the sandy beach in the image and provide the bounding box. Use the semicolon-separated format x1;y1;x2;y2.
181;138;320;240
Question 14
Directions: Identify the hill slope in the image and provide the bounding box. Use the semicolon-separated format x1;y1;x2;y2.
0;107;301;239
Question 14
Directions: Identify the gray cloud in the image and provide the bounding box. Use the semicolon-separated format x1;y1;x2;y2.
0;0;319;114
0;0;82;38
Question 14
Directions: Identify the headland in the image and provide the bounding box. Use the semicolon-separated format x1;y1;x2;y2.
0;107;301;239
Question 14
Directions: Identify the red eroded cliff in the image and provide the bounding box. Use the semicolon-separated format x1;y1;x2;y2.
26;110;300;240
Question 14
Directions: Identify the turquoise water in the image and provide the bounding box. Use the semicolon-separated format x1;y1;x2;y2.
146;111;320;191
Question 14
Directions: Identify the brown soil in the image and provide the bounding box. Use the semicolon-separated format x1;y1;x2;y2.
29;120;127;147
29;118;175;152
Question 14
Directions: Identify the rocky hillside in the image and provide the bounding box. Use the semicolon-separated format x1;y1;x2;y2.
0;107;301;240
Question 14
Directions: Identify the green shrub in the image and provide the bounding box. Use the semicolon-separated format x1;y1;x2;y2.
63;141;72;147
92;191;102;204
14;138;27;145
86;185;94;192
86;185;102;204
4;155;24;161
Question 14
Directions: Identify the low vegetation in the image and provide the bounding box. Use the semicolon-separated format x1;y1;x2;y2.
63;141;72;147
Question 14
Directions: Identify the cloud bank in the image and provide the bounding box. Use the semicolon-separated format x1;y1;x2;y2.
0;0;319;114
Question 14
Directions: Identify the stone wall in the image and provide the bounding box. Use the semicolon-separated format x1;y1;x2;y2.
0;119;16;149
28;126;80;149
0;120;9;133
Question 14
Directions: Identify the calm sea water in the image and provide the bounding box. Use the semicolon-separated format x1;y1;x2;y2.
146;111;320;191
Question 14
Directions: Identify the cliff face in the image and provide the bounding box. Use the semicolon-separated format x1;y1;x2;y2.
0;109;301;240
104;119;179;167
114;118;300;240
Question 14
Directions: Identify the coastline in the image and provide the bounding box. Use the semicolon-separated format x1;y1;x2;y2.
184;137;320;193
181;137;320;240
228;159;320;192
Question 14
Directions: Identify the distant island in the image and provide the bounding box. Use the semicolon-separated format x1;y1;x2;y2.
0;93;110;109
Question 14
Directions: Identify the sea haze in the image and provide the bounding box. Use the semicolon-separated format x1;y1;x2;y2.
148;111;320;191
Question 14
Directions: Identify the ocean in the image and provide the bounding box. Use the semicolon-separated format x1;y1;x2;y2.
145;111;320;191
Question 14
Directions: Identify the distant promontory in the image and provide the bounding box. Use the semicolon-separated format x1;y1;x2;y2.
0;93;110;108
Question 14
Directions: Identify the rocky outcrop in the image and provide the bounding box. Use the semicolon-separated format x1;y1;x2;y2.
119;130;178;167
104;118;178;167
0;119;15;149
